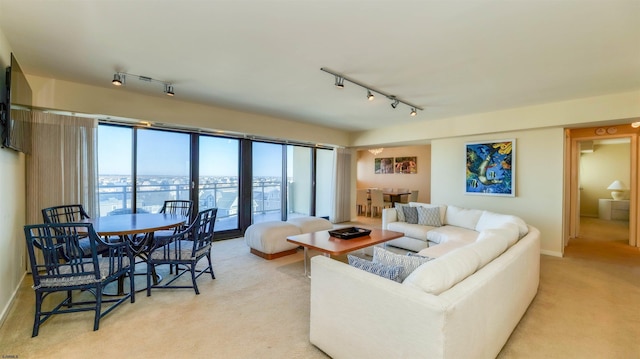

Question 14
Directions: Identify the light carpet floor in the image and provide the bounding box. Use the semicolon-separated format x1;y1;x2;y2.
1;217;639;358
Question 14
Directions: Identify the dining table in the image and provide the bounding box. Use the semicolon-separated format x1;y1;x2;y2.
367;189;412;207
82;213;188;295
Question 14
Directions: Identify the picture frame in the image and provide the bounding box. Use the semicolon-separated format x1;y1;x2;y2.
465;139;515;196
394;156;417;174
374;157;394;174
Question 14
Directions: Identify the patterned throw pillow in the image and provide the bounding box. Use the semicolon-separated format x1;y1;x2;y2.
403;206;419;224
395;203;409;222
347;255;403;282
417;206;442;227
373;247;432;281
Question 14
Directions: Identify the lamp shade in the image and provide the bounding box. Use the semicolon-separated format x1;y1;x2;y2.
607;180;628;190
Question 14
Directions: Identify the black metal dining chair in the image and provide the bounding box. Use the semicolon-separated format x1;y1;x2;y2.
24;222;135;337
146;208;217;295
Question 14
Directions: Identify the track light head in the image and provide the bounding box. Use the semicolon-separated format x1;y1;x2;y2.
391;99;399;109
410;108;417;116
334;76;344;88
367;90;374;101
164;84;175;96
112;73;124;86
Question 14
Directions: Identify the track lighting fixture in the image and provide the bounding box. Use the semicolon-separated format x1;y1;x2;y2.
112;73;124;86
321;67;422;116
164;84;175;96
367;90;375;101
111;72;175;97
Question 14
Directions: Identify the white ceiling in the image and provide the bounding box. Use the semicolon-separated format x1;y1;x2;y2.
1;0;639;132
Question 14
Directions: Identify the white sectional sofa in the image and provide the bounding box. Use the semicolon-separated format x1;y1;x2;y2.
309;203;540;359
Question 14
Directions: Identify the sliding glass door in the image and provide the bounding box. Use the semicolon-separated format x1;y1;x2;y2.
252;142;284;223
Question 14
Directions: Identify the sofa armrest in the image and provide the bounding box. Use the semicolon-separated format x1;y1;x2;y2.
310;256;447;359
382;208;397;229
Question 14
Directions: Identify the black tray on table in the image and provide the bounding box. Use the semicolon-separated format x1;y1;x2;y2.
328;227;371;240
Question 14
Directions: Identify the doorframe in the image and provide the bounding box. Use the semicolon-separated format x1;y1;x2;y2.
565;124;638;252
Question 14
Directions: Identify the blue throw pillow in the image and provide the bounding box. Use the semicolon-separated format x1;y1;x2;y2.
417;206;442;227
347;255;403;282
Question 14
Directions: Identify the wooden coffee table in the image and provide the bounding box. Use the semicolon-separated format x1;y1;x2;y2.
287;228;404;276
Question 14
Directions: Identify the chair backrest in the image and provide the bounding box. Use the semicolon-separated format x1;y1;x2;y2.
370;189;384;207
42;204;90;223
189;208;218;254
356;189;369;206
160;200;193;219
409;190;419;202
24;223;102;287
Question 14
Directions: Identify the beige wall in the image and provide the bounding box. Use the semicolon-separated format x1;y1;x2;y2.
356;145;431;204
0;30;27;325
27;75;350;148
580;142;631;217
431;128;565;256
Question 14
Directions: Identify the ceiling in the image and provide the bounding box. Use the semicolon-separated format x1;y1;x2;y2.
0;0;639;132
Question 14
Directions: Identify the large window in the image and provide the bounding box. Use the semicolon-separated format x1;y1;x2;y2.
136;129;191;213
97;123;333;236
97;126;133;216
199;136;239;231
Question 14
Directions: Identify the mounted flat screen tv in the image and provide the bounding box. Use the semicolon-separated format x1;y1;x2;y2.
1;53;32;153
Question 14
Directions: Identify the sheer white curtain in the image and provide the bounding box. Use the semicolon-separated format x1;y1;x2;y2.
330;147;352;223
26;111;98;224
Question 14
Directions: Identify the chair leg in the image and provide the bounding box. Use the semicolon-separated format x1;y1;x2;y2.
32;292;43;337
93;287;102;331
191;266;200;295
206;254;215;279
147;262;153;297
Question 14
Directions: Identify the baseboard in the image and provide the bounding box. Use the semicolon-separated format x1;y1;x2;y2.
0;271;27;329
250;248;298;260
540;249;563;257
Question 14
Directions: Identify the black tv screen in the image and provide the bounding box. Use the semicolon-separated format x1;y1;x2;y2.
1;53;32;153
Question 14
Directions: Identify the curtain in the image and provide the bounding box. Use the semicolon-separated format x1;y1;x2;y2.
330;147;352;223
26;111;98;225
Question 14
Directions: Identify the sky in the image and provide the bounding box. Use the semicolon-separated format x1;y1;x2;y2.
98;125;283;177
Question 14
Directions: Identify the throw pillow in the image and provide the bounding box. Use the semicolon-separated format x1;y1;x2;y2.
373;247;432;281
347;255;403;282
403;206;419;224
417;206;442;227
395;203;409;222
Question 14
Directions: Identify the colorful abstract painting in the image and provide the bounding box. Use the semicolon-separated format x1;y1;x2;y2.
374;157;394;174
465;139;515;196
394;156;417;174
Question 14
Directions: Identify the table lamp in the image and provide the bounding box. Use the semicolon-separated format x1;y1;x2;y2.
607;180;628;200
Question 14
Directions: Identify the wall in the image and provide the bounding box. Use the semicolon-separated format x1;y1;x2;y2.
431;128;565;256
0;29;27;325
27;75;350;149
579;142;630;217
356;145;431;203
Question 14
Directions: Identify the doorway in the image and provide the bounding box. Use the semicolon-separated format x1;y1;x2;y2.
565;125;639;255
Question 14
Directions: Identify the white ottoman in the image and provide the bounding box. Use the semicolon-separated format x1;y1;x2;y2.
286;216;333;233
245;221;302;260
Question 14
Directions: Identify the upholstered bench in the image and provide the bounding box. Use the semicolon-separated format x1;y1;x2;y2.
245;217;333;259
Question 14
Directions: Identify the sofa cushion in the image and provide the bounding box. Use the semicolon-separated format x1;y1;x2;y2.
416;206;442;227
403;206;419;224
485;223;520;247
373;247;432;281
466;231;510;267
475;211;528;238
387;222;432;241
416;240;468;258
403;246;481;295
347;255;403;282
444;205;484;230
426;225;479;244
410;202;446;224
395;203;409;222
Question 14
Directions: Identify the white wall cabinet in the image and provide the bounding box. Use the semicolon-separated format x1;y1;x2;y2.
598;199;630;221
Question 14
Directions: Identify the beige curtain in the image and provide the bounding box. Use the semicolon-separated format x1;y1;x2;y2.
330;147;352;223
26;111;98;225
